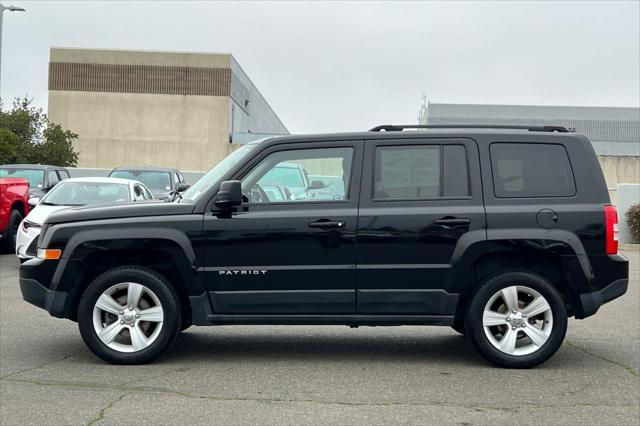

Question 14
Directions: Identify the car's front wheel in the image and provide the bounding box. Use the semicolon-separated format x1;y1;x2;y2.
465;271;567;368
78;266;181;364
1;209;23;253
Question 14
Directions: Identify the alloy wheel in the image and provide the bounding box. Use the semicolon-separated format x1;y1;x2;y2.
92;282;164;353
482;285;553;356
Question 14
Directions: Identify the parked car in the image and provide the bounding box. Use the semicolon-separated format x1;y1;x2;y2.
108;167;188;201
258;162;331;201
19;125;628;367
0;177;30;252
0;164;70;201
15;177;154;261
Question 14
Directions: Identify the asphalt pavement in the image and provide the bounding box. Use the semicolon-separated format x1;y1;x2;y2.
1;252;638;425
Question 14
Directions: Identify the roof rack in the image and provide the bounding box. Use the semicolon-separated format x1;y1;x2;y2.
368;124;570;133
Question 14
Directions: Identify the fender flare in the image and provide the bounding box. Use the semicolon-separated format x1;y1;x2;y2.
448;228;592;313
51;227;203;296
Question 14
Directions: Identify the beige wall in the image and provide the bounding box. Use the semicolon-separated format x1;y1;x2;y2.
48;91;233;171
598;155;640;204
51;47;231;68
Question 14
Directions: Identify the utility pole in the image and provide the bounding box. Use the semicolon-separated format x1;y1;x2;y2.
0;2;26;97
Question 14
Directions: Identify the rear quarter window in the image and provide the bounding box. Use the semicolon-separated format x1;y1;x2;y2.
490;143;576;198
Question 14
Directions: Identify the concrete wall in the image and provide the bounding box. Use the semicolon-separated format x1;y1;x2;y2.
617;184;640;244
48;47;288;172
598;155;640;204
49;91;232;172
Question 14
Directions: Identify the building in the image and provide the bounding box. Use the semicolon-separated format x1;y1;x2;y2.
48;48;288;171
419;102;640;201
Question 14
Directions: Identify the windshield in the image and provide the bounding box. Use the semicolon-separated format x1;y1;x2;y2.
41;182;130;206
0;168;44;188
181;143;258;201
109;170;171;192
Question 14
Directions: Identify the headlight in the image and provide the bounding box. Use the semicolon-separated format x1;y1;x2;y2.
22;220;42;231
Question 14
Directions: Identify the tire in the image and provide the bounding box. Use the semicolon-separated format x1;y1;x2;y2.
1;209;22;253
78;266;181;364
465;271;567;369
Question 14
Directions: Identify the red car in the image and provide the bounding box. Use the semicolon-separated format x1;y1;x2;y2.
0;177;30;252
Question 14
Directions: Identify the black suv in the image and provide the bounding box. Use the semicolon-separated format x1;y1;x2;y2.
19;125;629;367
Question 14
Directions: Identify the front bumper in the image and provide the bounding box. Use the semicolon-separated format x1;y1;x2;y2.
15;224;40;259
19;258;68;318
579;278;629;318
19;277;68;318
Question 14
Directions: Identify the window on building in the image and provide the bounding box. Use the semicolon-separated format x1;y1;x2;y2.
490;143;576;198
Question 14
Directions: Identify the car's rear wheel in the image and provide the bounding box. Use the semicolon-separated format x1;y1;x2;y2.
465;271;567;368
78;267;181;364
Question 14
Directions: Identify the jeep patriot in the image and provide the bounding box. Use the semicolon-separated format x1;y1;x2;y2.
19;125;629;367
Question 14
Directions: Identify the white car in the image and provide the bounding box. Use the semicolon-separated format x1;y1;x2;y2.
16;177;154;260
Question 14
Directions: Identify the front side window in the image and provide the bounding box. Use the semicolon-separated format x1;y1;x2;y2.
373;144;469;200
0;168;44;188
490;143;576;198
41;182;130;206
242;147;353;203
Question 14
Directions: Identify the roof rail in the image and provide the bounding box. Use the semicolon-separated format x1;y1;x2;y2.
368;124;570;133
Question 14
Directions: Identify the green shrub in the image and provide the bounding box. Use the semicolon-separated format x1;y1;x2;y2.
626;204;640;244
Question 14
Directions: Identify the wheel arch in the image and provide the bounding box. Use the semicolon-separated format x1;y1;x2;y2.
449;234;590;327
54;232;202;323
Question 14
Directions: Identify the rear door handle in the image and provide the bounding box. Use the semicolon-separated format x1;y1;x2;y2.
308;220;345;229
433;218;471;226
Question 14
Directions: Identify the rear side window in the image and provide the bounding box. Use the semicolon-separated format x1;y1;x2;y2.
490;143;576;198
374;144;469;200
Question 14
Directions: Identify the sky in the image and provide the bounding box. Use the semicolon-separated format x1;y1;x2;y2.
1;0;639;134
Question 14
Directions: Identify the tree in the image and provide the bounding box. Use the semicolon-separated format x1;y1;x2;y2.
0;97;79;166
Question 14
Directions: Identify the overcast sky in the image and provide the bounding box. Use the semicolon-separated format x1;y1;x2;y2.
1;1;639;133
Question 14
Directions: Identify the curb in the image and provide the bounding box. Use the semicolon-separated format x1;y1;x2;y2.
620;243;640;252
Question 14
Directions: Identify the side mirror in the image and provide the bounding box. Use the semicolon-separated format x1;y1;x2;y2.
307;180;327;190
214;180;242;209
177;183;190;192
28;197;40;207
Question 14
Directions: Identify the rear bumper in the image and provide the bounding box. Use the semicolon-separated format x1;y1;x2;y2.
579;278;629;318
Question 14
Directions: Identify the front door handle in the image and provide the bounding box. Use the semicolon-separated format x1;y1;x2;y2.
433;217;471;226
308;220;345;229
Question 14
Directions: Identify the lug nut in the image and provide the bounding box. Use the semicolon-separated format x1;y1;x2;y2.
119;311;123;315
511;326;516;330
135;314;140;318
506;317;511;322
512;309;517;314
521;323;526;328
120;320;124;324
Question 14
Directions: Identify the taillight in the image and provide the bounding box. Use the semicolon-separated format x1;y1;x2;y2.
604;205;618;255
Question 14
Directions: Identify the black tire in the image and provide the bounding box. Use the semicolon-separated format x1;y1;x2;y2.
1;209;22;253
78;266;181;364
465;271;567;369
